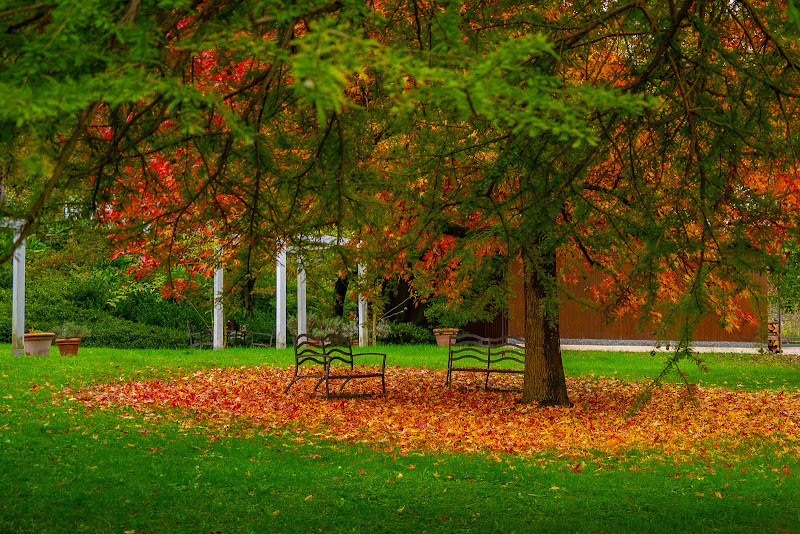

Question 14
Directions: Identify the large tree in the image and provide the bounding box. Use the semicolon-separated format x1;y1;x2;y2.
3;1;800;407
353;1;800;405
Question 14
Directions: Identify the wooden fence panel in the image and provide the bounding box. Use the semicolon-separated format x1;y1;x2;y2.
503;263;765;343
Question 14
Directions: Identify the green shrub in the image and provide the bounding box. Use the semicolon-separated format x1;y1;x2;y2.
67;274;113;310
24;268;76;328
0;261;11;290
286;313;391;342
52;322;91;339
423;297;474;328
0;287;10;342
111;289;204;330
288;314;356;340
82;316;188;349
0;321;10;344
385;321;436;345
236;308;274;336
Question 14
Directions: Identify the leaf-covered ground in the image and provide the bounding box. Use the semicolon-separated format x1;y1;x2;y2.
72;366;800;460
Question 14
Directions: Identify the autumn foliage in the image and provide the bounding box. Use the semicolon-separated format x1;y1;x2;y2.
74;365;800;460
7;1;800;407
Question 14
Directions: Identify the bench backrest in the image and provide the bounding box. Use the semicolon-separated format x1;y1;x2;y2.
187;321;211;348
449;334;525;365
294;333;354;366
488;336;524;365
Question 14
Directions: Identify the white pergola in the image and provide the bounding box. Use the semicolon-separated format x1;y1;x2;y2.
5;226;365;354
274;236;368;349
213;258;225;350
3;219;25;356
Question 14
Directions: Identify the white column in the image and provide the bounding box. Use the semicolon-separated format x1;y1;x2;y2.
276;246;287;349
358;263;368;347
11;225;25;357
297;257;307;337
213;261;224;350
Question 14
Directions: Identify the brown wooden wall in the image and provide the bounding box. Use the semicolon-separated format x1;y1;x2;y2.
502;261;766;342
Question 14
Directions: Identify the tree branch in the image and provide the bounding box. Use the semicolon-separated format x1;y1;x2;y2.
0;3;53;19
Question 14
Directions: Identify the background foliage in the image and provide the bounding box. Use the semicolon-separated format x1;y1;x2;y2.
0;219;437;347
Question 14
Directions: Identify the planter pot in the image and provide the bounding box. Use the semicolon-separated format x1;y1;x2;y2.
55;338;81;356
24;332;55;356
433;328;459;347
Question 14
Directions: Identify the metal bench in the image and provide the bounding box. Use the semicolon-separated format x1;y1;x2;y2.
284;334;387;397
446;334;525;390
187;321;212;348
226;319;273;348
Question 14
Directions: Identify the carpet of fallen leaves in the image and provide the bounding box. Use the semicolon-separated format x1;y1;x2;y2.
73;366;800;459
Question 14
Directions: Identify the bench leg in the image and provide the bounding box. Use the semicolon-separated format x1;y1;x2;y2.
339;377;353;393
312;377;326;392
284;378;297;394
284;367;300;394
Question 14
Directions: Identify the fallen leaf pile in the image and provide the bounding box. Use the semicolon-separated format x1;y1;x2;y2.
73;366;800;458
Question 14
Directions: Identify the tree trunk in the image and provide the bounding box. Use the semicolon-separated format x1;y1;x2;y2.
243;276;257;315
333;275;349;317
519;257;570;406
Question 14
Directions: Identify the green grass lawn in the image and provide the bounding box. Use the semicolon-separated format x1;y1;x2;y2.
2;344;800;533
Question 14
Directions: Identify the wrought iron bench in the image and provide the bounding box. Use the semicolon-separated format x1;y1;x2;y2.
284;334;387;397
187;321;212;349
226;319;274;348
446;334;525;390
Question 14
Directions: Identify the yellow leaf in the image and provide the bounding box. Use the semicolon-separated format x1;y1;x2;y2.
398;506;405;513
715;491;722;499
305;495;313;501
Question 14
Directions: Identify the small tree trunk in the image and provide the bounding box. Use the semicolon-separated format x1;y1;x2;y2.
333;275;349;317
372;306;377;346
519;257;570;406
243;276;257;315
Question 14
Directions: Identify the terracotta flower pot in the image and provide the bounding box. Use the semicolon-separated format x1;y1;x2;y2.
24;332;55;356
433;328;459;347
55;338;81;356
